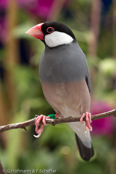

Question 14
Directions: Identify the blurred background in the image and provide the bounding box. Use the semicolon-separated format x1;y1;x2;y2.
0;0;116;173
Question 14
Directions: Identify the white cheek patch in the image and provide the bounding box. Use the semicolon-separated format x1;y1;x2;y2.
45;31;74;48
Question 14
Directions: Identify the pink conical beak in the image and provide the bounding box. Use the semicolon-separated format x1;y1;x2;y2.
26;23;44;40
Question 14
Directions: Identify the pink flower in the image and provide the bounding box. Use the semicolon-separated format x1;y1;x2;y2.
24;0;55;19
91;100;114;136
0;0;69;20
0;0;7;9
20;0;69;20
0;18;7;44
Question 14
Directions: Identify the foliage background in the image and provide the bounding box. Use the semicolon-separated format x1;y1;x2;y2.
0;0;116;173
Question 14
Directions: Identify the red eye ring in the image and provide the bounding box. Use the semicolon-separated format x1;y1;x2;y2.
46;27;54;33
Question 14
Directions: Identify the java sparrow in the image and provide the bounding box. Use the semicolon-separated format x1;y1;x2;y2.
26;22;94;161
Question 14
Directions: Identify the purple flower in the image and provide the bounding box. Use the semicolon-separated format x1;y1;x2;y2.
91;100;114;136
0;0;69;20
0;18;7;44
24;0;54;19
20;0;69;20
0;0;7;9
0;0;54;44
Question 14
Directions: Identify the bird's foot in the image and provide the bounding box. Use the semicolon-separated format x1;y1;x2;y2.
34;115;50;138
55;113;62;118
80;112;92;134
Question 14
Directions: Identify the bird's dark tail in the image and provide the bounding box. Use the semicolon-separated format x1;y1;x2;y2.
75;133;94;161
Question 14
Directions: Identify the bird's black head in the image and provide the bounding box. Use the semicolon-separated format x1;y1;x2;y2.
41;21;76;39
26;21;76;48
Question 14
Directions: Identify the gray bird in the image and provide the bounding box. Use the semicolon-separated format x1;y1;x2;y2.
26;21;94;161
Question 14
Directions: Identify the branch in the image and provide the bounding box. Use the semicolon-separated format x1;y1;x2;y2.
0;109;116;134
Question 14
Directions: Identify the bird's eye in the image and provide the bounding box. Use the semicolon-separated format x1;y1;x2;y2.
46;27;54;33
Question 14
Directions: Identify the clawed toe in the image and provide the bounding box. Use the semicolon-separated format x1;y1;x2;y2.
34;115;48;138
80;112;92;133
55;113;62;118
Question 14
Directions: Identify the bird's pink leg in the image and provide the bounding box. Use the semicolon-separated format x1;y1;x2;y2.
55;113;62;118
80;112;92;133
34;115;50;138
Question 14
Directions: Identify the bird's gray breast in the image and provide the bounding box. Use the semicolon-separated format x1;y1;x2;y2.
39;42;88;83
